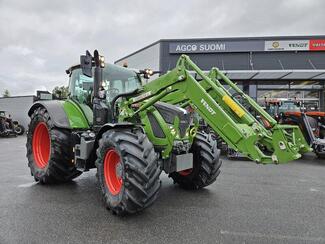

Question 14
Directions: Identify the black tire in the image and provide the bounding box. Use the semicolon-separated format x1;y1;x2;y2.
26;107;82;184
96;128;161;215
15;124;25;135
169;131;222;190
211;132;225;153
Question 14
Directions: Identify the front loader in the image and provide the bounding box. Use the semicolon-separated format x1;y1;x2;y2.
26;50;310;215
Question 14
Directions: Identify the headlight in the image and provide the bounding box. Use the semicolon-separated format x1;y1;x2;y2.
99;55;105;68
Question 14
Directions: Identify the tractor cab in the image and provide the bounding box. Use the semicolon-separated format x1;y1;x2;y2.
264;98;301;119
67;63;142;107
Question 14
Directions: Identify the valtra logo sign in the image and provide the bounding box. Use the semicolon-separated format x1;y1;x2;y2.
309;40;325;51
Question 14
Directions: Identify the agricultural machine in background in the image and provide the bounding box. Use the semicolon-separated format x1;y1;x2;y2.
25;50;310;215
264;99;325;157
0;111;25;137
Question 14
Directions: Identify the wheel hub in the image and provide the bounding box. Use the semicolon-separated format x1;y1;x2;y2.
103;149;123;195
115;162;123;179
32;122;50;169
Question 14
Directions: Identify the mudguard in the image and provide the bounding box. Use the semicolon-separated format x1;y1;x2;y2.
96;122;136;140
28;100;90;129
85;122;137;169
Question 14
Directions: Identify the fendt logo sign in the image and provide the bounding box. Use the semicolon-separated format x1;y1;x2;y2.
201;98;216;115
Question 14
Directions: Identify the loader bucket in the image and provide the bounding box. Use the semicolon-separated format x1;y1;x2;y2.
271;124;311;163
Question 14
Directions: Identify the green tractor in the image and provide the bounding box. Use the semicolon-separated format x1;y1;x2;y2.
26;50;310;215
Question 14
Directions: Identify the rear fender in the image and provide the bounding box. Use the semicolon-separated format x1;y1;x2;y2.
28;101;70;128
28;100;90;129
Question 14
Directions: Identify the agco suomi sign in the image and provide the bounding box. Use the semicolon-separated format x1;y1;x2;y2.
169;41;264;53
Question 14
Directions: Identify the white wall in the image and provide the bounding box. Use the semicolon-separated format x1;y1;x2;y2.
0;96;35;130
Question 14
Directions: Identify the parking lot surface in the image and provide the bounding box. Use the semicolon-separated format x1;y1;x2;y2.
0;136;325;244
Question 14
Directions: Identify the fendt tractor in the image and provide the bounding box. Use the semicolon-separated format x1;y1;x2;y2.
26;50;310;215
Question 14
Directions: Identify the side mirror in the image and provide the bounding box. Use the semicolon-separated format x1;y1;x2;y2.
80;50;93;77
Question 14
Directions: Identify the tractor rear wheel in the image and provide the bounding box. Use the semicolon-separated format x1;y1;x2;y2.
169;131;222;189
96;128;161;215
26;107;81;183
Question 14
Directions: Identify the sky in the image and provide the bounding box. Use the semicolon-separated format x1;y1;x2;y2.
0;0;324;96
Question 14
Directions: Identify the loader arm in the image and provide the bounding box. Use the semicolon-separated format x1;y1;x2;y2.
123;55;310;164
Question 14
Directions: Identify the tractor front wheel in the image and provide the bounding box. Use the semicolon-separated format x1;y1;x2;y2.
26;107;81;183
169;131;222;189
96;128;161;215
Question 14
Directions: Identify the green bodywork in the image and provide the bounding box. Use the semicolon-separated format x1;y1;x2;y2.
62;99;92;129
118;97;195;159
139;108;194;159
118;55;310;164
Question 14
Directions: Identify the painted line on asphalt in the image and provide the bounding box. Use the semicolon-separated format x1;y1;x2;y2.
17;182;38;188
220;230;325;242
310;188;320;192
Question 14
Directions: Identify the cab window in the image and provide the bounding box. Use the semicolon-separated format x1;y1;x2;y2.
69;64;141;106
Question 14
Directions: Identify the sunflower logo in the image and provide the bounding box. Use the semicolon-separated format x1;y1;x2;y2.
272;41;280;48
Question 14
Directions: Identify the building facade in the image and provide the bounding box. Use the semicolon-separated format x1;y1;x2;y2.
115;36;325;110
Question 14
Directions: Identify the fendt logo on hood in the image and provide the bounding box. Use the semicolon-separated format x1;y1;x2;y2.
201;98;216;115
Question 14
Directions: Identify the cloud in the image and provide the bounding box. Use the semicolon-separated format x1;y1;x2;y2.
0;0;324;95
4;45;33;56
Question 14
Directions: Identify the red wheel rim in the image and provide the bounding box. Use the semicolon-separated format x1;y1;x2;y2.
32;122;50;169
179;168;193;176
104;149;123;195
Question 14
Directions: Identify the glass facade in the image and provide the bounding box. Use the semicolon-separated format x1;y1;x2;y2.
254;80;325;110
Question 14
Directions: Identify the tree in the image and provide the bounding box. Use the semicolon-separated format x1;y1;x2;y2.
52;86;69;99
2;89;10;97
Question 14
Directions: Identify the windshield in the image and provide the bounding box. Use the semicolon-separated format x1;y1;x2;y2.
69;64;141;106
266;104;277;116
278;102;301;113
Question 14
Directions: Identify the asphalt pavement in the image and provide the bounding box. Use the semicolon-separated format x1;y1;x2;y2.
0;136;325;244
